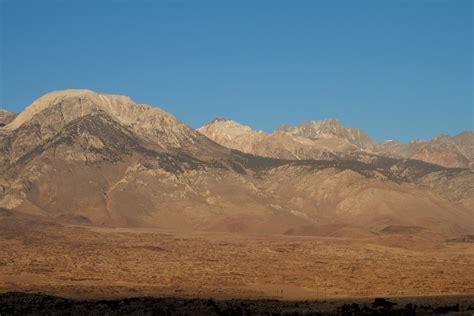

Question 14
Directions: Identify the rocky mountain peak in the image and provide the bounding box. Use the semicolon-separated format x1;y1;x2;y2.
7;89;160;129
198;118;259;138
278;119;344;136
277;119;374;150
4;89;204;150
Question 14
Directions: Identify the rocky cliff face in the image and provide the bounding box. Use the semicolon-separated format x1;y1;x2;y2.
1;90;472;238
0;110;16;127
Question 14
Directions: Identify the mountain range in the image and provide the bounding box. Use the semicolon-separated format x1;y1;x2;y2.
199;118;474;169
0;90;472;238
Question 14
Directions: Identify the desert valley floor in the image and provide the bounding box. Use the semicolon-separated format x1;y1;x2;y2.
1;216;473;301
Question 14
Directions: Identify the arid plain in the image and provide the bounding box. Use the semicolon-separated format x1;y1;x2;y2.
1;215;473;301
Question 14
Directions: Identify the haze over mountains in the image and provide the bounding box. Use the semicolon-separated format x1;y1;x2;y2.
0;90;472;238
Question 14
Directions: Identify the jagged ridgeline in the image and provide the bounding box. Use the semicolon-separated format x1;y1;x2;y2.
200;117;474;169
0;90;472;237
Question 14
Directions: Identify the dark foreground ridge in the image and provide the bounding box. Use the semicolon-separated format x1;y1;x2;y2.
1;293;473;315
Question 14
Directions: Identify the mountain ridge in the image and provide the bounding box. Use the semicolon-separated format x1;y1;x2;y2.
1;89;472;238
199;117;473;168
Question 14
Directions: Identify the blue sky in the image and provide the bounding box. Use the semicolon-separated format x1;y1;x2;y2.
1;0;472;143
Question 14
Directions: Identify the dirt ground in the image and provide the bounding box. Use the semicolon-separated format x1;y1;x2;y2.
0;216;473;300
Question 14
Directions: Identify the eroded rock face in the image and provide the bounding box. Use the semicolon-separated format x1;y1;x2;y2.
0;89;472;238
0;109;16;127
